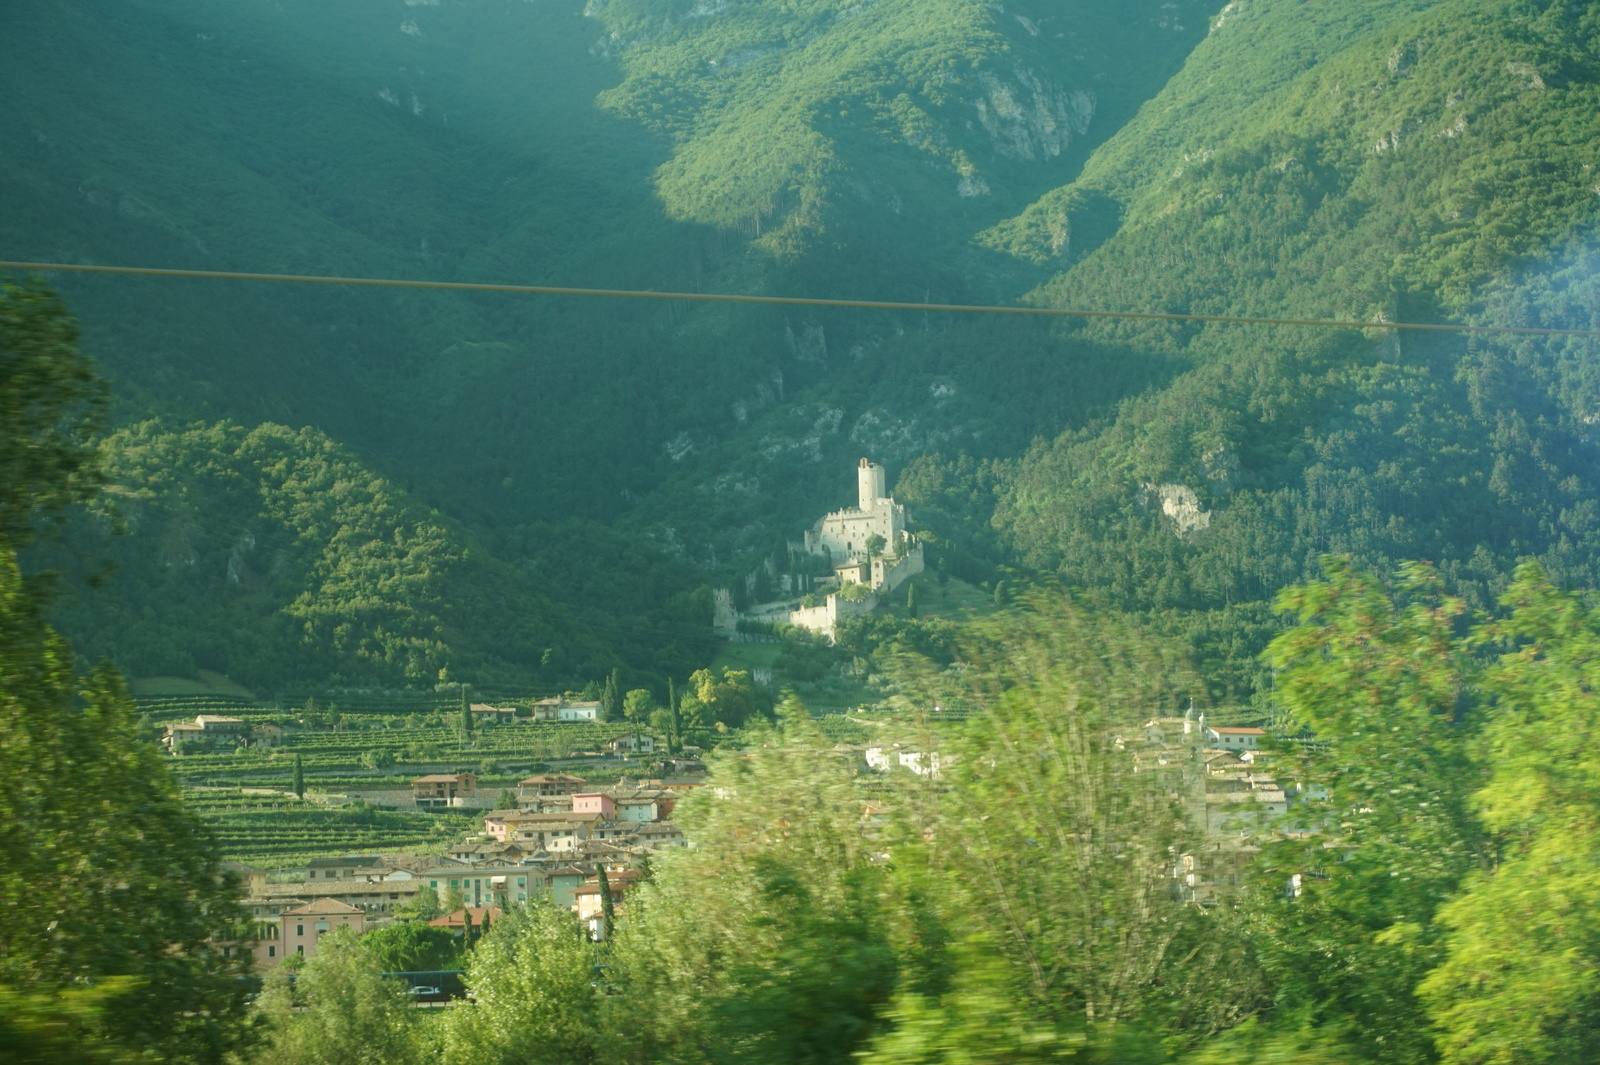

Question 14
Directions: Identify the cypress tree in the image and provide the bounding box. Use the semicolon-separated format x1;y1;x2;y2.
906;582;919;619
601;668;622;723
596;866;616;941
293;752;305;800
667;677;680;754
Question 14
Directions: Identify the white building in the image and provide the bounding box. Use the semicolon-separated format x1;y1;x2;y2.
865;744;943;778
558;701;601;722
1207;726;1266;750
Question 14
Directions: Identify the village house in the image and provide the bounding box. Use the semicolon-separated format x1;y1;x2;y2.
573;869;644;939
559;700;602;722
304;855;384;881
865;744;943;778
650;761;708;778
630;821;686;850
1204;787;1289;834
423;864;535;908
530;697;563;721
1207;725;1267;750
615;787;675;821
253;875;421;918
221;860;268;896
242;895;306;924
162;714;248;753
518;774;587;800
482;810;532;841
517;793;575;815
1175;837;1263;905
251;722;286;747
540;865;595;908
593;821;638;842
606;731;655;754
279;898;366;962
571;792;615;819
250;917;286;970
412;772;478;807
570;839;641;866
447;839;537;863
470;703;518;724
483;810;604;851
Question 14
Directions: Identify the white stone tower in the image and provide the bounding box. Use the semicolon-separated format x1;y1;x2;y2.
857;458;887;512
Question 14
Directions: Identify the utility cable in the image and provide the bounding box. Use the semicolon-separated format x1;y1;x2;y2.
3;259;1597;338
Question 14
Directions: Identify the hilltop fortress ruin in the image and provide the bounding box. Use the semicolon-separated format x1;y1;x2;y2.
716;458;924;641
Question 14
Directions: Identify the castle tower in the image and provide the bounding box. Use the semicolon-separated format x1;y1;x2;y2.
857;458;886;512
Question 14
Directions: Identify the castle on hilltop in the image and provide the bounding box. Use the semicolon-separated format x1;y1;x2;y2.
716;458;924;642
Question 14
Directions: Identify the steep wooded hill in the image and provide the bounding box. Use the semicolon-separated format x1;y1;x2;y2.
39;421;713;691
968;0;1600;692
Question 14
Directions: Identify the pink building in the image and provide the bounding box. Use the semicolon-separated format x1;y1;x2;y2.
572;793;616;819
278;898;366;962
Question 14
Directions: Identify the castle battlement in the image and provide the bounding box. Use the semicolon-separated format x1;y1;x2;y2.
803;458;912;565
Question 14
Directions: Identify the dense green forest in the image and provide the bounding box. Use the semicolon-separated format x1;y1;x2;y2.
39;418;714;690
983;0;1600;695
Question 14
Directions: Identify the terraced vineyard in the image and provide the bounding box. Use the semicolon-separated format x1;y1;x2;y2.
190;791;480;867
143;693;667;866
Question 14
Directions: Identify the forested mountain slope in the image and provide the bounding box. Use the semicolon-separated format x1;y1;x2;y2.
40;421;713;692
1;0;1211;687
12;0;1600;694
966;0;1600;689
0;0;1203;525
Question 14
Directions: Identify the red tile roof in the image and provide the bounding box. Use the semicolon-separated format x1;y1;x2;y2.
428;907;503;929
281;897;365;916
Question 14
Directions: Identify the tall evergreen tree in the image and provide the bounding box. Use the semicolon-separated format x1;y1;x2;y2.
292;752;305;800
595;867;615;943
601;668;622;723
667;677;680;754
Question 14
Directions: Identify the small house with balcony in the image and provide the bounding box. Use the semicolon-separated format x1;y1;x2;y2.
412;772;478;807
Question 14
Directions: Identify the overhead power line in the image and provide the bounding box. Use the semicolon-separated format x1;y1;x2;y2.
3;259;1597;338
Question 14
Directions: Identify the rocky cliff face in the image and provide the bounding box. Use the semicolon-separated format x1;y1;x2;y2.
974;69;1095;162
